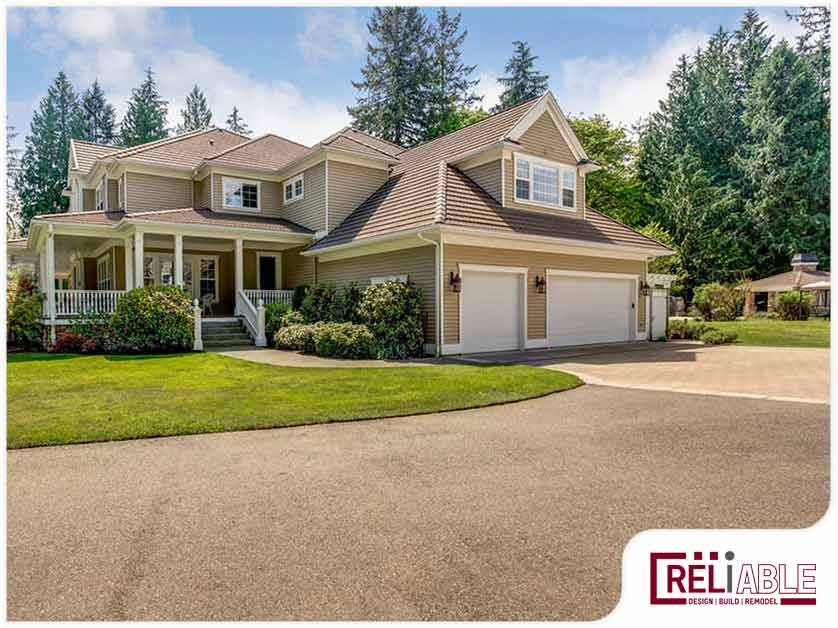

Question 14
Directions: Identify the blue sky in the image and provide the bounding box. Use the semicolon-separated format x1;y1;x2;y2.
6;5;802;149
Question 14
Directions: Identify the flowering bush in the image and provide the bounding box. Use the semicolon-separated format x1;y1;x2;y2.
274;323;321;353
7;268;43;350
357;281;424;359
112;285;193;352
313;322;376;359
281;309;305;327
264;302;292;342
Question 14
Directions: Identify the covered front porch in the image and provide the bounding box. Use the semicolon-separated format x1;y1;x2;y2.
29;210;314;340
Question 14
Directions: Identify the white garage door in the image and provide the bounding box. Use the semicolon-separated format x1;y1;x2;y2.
548;274;634;347
461;270;523;353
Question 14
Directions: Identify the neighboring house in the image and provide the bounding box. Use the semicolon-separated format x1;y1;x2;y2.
10;91;673;354
744;253;831;317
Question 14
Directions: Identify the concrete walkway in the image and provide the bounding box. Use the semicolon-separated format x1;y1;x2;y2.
217;347;432;368
453;342;829;404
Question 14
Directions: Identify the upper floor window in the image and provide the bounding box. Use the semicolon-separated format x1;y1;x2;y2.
284;174;304;204
222;177;260;211
514;154;576;210
95;180;105;212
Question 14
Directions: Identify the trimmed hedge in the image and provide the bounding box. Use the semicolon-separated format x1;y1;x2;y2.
699;329;738;345
313;322;376;359
112;285;193;352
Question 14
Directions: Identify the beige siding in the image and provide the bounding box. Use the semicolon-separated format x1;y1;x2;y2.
463;160;502;203
316;245;437;344
503;112;584;216
126;172;192;212
282;162;326;232
326;160;389;232
282;247;316;288
442;244;646;345
194;177;210;209
210;173;283;217
82;189;95;211
107;179;119;210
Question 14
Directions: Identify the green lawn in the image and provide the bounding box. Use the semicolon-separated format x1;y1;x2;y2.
7;353;581;449
677;318;830;348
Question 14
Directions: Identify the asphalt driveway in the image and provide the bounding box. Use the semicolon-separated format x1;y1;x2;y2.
453;342;830;404
7;386;828;620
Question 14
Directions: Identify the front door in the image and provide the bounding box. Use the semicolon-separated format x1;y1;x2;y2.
259;255;277;290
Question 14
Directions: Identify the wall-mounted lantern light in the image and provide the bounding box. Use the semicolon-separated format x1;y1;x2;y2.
534;275;546;294
639;280;651;296
449;271;462;293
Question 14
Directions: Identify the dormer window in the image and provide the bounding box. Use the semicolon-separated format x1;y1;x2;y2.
222;177;260;211
95;180;104;211
514;153;576;210
284;174;304;204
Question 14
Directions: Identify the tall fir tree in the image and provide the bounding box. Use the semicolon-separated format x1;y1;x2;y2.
73;80;118;145
178;84;213;134
733;9;773;95
225;106;251;135
424;8;481;140
120;68;169;147
348;7;432;147
6;122;23;237
18;72;79;228
787;6;830;98
739;41;830;274
494;41;549;111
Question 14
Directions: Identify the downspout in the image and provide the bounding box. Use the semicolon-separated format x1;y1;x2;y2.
418;230;442;358
646;257;652;341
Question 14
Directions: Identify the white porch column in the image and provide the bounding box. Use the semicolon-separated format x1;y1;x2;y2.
124;237;134;290
133;231;144;288
45;226;56;341
234;238;244;315
174;233;184;287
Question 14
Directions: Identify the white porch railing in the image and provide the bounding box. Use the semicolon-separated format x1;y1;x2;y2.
49;290;127;318
236;290;267;347
244;289;293;307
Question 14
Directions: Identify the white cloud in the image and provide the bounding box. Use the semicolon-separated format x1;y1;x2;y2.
12;7;351;145
761;8;805;45
296;9;366;64
476;70;503;111
558;29;709;127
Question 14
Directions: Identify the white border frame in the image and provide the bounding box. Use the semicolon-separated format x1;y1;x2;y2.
513;152;576;211
221;176;261;212
545;269;642;346
457;263;529;354
283;173;304;205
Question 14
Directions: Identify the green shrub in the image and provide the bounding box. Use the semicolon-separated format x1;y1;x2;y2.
331;283;365;323
699;329;738;345
357;281;424;359
692;282;743;321
291;284;309;310
112;285;193;352
774;291;814;321
264;302;292;341
69;310;118;353
667;319;710;340
281;309;305;326
312;322;376;359
7;269;43;350
300;284;338;322
274;323;320;353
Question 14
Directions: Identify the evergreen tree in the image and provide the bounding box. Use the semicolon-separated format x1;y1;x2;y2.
787;6;830;98
225;106;251;135
120;68;169;147
348;7;432;147
6;122;23;237
178;84;213;134
494;41;549;111
426;107;489;139
18;72;79;228
734;9;773;94
425;8;481;140
73;80;118;144
739;41;830;274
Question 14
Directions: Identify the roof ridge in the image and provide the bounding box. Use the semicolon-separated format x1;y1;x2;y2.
320;126;351;146
205;133;272;160
71;138;122;149
346;127;405;152
435;162;448;223
110;127;249;160
336;133;400;159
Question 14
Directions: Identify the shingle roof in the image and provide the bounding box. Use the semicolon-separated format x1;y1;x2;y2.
34;208;312;235
321;127;404;158
205;134;311;170
747;269;831;292
71;140;119;174
110;128;250;169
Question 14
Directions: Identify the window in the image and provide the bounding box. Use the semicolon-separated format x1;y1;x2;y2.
95;180;104;211
199;258;217;301
370;274;408;285
97;254;111;290
222;177;260;211
117;177;124;210
143;256;155;287
514;154;576;209
284;174;304;204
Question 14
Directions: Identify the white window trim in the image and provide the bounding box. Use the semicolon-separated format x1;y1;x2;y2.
95;179;105;212
513;152;576;211
96;253;112;290
222;176;261;212
117;176;124;210
370;274;408;285
284;174;304;205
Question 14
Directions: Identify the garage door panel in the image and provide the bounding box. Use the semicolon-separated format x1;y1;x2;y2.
462;271;522;353
548;275;633;346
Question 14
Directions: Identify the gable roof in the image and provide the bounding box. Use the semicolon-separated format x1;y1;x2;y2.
205;133;311;171
70;139;120;175
109;127;250;170
747;268;830;292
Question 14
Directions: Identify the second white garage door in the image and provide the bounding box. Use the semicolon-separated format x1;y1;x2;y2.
461;269;524;353
548;273;635;347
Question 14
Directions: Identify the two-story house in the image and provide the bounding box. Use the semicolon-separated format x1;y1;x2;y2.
12;91;672;354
